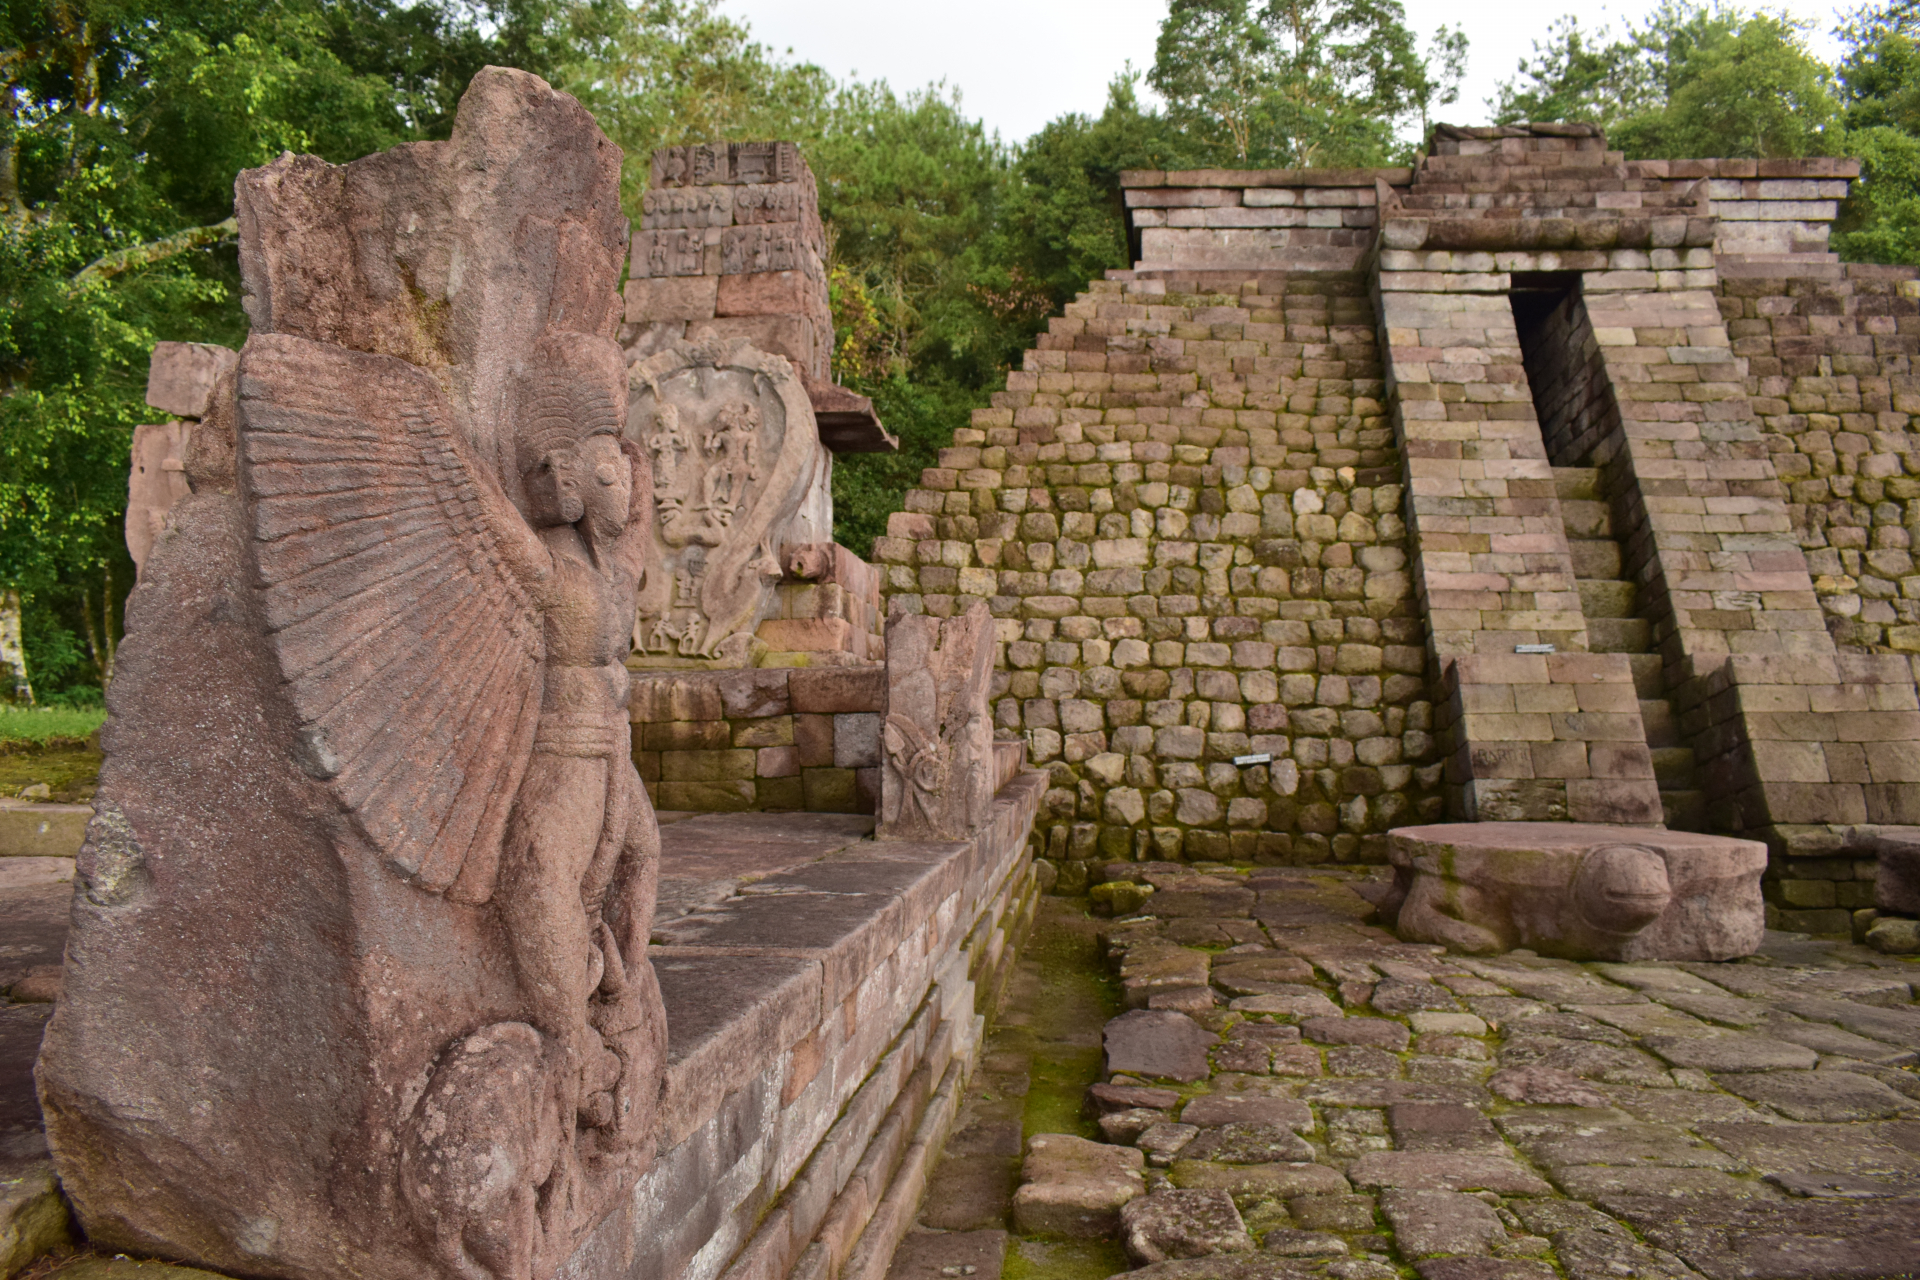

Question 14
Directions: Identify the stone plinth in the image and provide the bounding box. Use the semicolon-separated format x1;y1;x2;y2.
1384;822;1767;960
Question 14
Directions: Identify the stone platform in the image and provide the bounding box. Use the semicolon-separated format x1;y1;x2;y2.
0;775;1045;1280
1065;862;1920;1280
1385;823;1769;962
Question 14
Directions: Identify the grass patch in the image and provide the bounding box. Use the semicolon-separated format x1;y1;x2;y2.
0;706;103;744
0;709;105;800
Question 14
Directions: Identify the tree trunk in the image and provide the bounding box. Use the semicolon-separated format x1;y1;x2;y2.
0;591;32;705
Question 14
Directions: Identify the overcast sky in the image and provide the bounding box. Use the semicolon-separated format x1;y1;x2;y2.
716;0;1851;146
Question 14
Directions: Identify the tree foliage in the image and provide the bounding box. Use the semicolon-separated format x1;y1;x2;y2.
1495;2;1837;159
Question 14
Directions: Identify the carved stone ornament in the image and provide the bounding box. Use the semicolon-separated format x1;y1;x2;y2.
36;69;666;1280
627;338;829;663
878;601;994;842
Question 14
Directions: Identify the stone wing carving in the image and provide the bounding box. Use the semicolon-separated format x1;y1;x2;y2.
238;333;543;901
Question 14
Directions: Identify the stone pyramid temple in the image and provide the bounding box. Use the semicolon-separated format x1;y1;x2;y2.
871;122;1920;934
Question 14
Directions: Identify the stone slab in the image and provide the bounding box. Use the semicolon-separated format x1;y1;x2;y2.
1106;1011;1220;1083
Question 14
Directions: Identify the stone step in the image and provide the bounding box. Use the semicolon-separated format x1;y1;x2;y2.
1639;698;1681;748
1568;538;1622;580
1661;789;1708;831
1627;653;1665;699
1558;498;1615;540
1588;616;1652;653
1552;467;1601;499
1578;578;1637;619
1652;745;1698;789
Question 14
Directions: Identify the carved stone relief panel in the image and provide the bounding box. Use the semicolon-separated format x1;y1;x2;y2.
720;224;818;277
628;339;829;663
640;187;733;229
631;228;713;278
879;601;995;841
126;422;192;576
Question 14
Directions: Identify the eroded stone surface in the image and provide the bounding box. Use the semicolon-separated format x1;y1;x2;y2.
1080;863;1920;1280
1012;1134;1146;1237
1119;1189;1254;1262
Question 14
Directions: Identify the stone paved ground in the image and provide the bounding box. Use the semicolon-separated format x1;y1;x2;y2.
1007;864;1920;1280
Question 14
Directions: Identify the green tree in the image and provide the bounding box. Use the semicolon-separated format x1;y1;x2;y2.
0;0;547;700
1496;2;1837;160
1834;1;1920;262
1148;0;1456;168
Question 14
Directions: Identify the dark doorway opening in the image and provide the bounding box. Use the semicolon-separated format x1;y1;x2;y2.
1509;271;1615;466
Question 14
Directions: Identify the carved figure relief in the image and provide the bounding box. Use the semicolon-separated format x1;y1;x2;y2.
36;68;655;1280
650;142;799;188
240;329;666;1276
879;602;994;841
632;229;708;278
628;339;828;663
720;224;808;276
641;187;732;229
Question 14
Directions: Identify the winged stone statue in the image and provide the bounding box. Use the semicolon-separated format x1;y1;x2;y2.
239;327;665;1279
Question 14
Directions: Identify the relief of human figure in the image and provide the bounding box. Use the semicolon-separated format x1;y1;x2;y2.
232;328;667;1279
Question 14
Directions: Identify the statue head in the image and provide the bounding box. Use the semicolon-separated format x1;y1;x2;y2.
517;333;627;529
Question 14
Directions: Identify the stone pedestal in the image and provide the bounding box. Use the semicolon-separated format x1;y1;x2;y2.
1384;822;1767;960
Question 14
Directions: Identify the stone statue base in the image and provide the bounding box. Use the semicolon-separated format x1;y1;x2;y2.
1382;822;1767;961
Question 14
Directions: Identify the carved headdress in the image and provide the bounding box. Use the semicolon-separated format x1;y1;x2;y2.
516;333;627;478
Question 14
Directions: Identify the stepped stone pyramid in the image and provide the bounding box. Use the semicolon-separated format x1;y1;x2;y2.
873;123;1920;931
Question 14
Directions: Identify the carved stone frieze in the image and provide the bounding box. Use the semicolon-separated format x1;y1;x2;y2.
632;228;713;278
640;186;733;229
628;339;830;663
650;141;802;189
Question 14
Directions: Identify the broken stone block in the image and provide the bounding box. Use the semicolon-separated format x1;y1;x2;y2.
1088;1083;1182;1115
1386;822;1766;960
1120;1188;1255;1262
1106;1010;1220;1082
0;1159;73;1274
1713;1070;1913;1121
1010;1133;1145;1237
1100;1108;1172;1144
1380;1188;1505;1257
1178;1095;1312;1131
1261;1229;1348;1256
1181;1122;1316;1164
126;421;194;576
1487;1066;1608;1108
1865;827;1920;915
145;341;238;419
1866;915;1920;954
1138;1122;1201;1165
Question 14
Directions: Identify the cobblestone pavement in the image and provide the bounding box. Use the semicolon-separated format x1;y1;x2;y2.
1021;863;1920;1280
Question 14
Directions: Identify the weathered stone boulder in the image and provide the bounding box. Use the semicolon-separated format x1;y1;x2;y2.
1384;822;1766;960
1863;826;1920;915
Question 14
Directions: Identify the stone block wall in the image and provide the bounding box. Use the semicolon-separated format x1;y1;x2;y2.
1722;261;1920;653
625;141;832;382
564;771;1046;1280
1518;285;1616;468
1123;167;1407;274
632;667;885;814
871;267;1446;883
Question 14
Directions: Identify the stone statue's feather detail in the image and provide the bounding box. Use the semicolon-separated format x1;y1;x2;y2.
238;333;543;899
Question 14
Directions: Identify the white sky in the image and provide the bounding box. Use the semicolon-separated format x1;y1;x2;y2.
717;0;1851;146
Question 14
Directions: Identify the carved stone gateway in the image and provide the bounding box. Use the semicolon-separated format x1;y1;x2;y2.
627;339;830;662
36;68;665;1280
877;601;994;841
